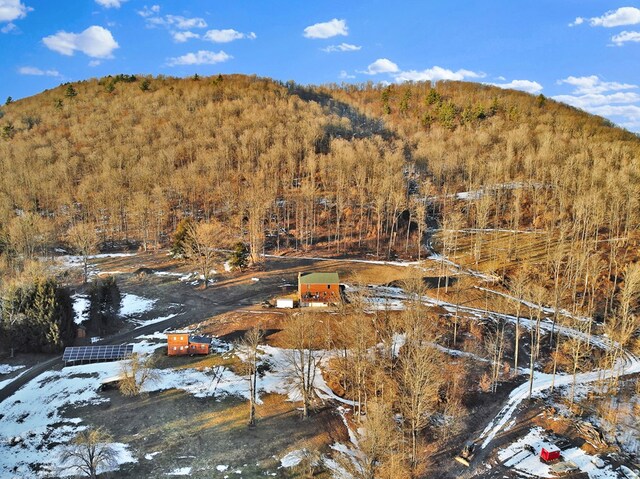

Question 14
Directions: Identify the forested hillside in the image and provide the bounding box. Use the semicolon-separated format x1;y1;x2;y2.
1;74;639;321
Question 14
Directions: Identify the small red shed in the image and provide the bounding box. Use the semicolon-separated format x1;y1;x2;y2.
540;445;561;463
188;336;211;355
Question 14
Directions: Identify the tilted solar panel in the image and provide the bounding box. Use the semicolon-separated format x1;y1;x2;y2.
62;344;134;364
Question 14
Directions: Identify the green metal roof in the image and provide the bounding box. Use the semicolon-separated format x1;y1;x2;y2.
298;272;340;285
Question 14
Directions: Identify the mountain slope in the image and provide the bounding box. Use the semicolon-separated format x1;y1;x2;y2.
0;74;638;263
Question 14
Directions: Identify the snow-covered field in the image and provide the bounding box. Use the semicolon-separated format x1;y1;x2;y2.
72;291;180;329
0;333;350;477
0;359;139;477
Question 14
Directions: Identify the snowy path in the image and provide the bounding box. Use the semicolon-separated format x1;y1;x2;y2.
479;352;640;449
265;253;422;268
426;253;499;281
475;286;590;323
361;285;617;352
426;227;544;235
0;367;30;392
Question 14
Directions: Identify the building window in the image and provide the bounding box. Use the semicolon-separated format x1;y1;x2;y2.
327;285;331;289
173;346;176;350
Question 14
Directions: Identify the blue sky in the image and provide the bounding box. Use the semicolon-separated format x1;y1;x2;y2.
1;0;639;131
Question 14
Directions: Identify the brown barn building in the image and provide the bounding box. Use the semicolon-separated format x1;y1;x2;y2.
298;272;340;307
167;333;212;356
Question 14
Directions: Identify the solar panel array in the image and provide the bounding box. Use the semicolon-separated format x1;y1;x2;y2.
63;344;134;364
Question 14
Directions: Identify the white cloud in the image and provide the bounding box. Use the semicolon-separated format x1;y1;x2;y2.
491;79;543;94
0;0;31;23
393;66;484;82
588;104;640;124
303;18;348;39
585;7;640;27
141;11;207;30
361;58;399;75
95;0;127;8
137;4;159;18
140;8;210;43
43;26;119;58
165;15;206;29
172;31;199;43
553;92;640;109
339;70;355;80
554;74;640;132
166;50;231;66
611;30;640;46
322;43;361;53
88;60;101;67
1;21;16;32
569;17;584;27
558;75;637;94
203;29;256;43
18;66;60;77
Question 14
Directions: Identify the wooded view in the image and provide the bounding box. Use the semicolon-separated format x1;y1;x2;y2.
0;74;639;478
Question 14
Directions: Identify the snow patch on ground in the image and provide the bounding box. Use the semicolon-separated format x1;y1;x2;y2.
178;272;217;286
56;253;136;279
280;449;307;468
130;313;182;329
61;253;136;268
265;254;422;268
0;364;24;375
120;293;156;317
72;293;90;324
498;426;618;479
0;367;30;391
480;354;640;449
154;271;185;279
166;466;192;475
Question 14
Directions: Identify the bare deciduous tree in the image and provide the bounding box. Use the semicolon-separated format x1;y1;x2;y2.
237;327;263;427
119;353;159;397
283;312;322;419
397;342;443;469
60;427;118;479
67;222;100;283
183;220;226;289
